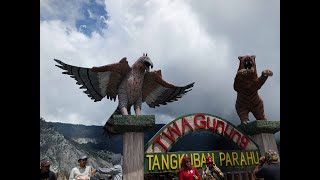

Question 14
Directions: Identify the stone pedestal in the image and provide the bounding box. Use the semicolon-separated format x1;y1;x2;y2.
250;133;280;161
238;120;280;162
113;115;155;180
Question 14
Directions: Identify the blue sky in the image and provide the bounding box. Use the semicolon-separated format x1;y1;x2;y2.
40;0;280;144
76;0;108;36
41;0;108;37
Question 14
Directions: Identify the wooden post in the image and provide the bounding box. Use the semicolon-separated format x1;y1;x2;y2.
242;172;248;180
234;173;240;180
113;115;155;180
226;172;232;180
248;172;254;180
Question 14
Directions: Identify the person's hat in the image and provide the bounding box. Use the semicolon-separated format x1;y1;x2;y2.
206;156;213;163
78;156;88;162
181;155;190;164
264;150;278;162
41;160;51;167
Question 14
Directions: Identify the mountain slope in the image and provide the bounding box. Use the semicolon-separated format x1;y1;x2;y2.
40;118;112;178
50;121;165;154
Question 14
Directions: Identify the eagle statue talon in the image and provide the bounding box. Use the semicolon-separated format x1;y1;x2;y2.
241;120;249;125
54;53;195;134
135;107;142;116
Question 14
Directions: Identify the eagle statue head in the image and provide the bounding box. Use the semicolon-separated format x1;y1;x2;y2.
133;53;154;72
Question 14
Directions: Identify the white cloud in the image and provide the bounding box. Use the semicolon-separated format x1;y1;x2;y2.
40;0;89;26
41;0;279;127
154;113;175;124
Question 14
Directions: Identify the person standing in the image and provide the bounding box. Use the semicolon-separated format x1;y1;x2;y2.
252;150;280;180
69;156;99;180
40;160;57;180
97;154;122;180
178;155;201;180
202;156;224;180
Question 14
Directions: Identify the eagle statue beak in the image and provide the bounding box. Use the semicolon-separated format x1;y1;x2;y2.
144;59;153;72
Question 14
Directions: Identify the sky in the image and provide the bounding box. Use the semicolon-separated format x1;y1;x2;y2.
40;0;280;139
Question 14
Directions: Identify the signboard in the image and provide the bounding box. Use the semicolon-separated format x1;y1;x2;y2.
144;113;260;174
145;113;259;153
145;150;260;173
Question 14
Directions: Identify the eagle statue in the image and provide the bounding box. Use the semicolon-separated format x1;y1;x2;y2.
54;53;195;134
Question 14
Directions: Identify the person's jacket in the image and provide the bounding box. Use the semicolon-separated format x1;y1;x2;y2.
202;164;224;180
40;169;57;180
98;154;122;180
178;166;201;180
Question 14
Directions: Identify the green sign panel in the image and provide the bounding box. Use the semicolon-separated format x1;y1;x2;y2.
144;150;260;173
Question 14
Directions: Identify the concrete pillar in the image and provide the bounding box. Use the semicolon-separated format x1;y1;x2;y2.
237;120;280;162
123;132;144;180
250;133;280;162
112;115;155;180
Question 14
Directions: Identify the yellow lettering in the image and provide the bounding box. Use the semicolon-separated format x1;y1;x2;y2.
212;153;215;164
146;154;153;171
225;152;233;166
152;155;160;170
219;152;225;166
161;154;169;170
193;153;201;168
146;151;260;171
253;151;259;165
232;152;239;166
240;152;247;166
246;152;254;165
170;154;178;169
201;153;206;167
178;154;185;169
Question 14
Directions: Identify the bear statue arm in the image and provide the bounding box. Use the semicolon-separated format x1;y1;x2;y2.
256;75;268;90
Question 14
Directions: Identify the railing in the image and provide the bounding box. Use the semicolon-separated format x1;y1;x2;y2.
144;171;257;180
226;171;255;180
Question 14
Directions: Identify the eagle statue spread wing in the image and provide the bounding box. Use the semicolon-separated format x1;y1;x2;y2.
54;53;195;134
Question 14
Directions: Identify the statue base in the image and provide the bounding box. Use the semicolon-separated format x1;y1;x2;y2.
237;120;280;136
237;120;280;162
113;115;155;180
112;115;155;133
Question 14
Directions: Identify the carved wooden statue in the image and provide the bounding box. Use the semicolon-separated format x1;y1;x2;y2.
233;55;273;124
55;53;194;133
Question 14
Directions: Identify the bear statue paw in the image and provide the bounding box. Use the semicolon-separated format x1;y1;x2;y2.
238;69;247;75
262;69;273;77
